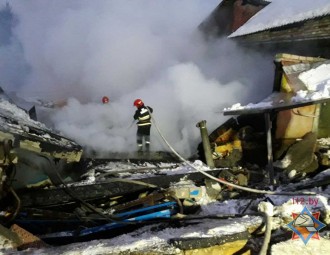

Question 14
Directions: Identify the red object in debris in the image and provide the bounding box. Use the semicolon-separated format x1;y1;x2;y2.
102;96;110;104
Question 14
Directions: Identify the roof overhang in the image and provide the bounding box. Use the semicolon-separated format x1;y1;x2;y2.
223;91;330;116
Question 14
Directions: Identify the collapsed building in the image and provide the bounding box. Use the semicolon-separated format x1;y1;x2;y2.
1;1;330;254
196;0;330;186
0;89;241;251
204;53;330;186
1;53;329;253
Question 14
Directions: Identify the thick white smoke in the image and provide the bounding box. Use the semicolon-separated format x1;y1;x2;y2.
0;0;273;156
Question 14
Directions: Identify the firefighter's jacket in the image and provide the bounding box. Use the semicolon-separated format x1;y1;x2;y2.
134;106;153;126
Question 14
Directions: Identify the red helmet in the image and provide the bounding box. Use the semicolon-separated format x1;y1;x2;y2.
134;99;144;108
102;96;109;104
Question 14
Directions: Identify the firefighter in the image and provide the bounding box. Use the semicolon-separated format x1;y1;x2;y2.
102;96;110;104
133;99;153;153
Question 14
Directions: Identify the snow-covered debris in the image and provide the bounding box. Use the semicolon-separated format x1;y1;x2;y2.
224;61;330;112
223;101;273;111
292;63;330;101
0;99;48;131
299;64;330;92
272;238;330;255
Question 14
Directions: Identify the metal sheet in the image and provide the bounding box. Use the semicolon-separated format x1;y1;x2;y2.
223;92;330;116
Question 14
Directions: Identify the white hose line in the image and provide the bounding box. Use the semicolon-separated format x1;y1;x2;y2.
259;213;272;255
148;110;316;196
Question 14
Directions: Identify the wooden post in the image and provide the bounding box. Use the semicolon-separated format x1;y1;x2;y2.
264;112;275;187
196;120;215;169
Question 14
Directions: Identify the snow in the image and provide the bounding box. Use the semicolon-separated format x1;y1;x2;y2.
299;64;330;92
229;0;330;37
1;160;330;254
224;63;330;111
88;160;211;181
293;63;330;101
0;99;48;130
1;1;330;254
223;101;272;111
0;92;330;254
272;239;330;255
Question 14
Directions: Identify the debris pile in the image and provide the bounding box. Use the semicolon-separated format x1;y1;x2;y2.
1;53;330;254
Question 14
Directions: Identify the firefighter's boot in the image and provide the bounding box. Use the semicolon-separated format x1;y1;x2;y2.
137;144;143;155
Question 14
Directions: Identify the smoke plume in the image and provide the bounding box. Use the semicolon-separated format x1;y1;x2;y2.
0;0;273;156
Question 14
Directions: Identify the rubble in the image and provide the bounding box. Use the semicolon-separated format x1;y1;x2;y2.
274;132;319;179
1;53;330;254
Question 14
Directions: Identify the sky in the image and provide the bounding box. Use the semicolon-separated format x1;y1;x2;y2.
0;0;274;157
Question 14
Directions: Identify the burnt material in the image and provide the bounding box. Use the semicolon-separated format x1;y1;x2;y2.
0;96;83;163
274;132;318;175
168;230;250;250
196;120;215;168
17;170;223;208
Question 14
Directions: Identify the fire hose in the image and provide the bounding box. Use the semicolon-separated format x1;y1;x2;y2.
147;109;316;196
147;109;320;255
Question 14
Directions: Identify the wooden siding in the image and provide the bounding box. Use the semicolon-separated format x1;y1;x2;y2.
236;15;330;43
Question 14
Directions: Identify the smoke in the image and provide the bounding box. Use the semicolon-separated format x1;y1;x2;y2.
0;0;273;157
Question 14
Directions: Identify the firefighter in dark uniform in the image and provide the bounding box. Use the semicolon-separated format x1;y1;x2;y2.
133;99;153;152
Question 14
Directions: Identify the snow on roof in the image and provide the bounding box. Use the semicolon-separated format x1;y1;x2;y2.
224;62;330;112
229;0;330;38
